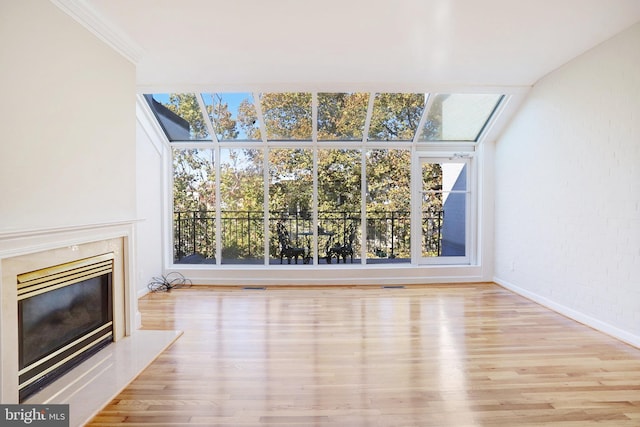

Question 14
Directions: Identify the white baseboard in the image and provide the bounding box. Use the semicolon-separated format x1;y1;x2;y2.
494;277;640;349
137;286;150;299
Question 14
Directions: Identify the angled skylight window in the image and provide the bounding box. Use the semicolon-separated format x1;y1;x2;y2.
260;92;312;141
203;93;262;142
317;93;369;141
144;91;508;145
419;94;503;142
144;93;211;141
368;93;426;141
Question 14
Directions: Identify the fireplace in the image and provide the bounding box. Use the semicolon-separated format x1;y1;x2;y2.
0;228;182;426
17;253;115;401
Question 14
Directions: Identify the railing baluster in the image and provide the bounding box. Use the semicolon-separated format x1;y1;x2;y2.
247;211;251;257
192;211;197;257
177;212;182;260
390;211;395;258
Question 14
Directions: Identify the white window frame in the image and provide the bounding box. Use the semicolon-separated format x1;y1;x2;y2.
412;152;476;266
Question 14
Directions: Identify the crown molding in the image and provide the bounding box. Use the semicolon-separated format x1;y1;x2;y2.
50;0;143;64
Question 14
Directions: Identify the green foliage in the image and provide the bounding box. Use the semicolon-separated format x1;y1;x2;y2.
318;149;361;213
172;148;215;212
237;98;261;140
210;94;239;141
269;148;313;215
369;93;425;140
422;162;444;212
220;148;264;212
166;94;209;139
261;92;312;139
317;93;368;140
366;149;411;212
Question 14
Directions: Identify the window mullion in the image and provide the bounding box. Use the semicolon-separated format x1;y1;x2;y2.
254;92;270;265
412;93;434;145
214;144;222;265
253;92;268;144
360;149;367;264
361;93;375;143
196;94;218;143
312;148;319;265
263;147;270;266
411;151;421;265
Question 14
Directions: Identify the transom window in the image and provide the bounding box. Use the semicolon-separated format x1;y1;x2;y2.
144;92;504;266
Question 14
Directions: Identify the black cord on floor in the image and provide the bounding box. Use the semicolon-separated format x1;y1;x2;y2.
147;272;192;292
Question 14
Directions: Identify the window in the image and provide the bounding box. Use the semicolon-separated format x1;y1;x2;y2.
146;92;502;266
269;148;313;263
366;149;411;263
419;94;503;141
318;149;362;264
220;148;264;264
261;92;312;141
172;147;215;262
317;93;368;141
146;94;211;141
204;93;262;142
369;93;426;141
418;158;471;264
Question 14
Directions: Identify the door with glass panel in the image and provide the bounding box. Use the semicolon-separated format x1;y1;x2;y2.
417;157;471;264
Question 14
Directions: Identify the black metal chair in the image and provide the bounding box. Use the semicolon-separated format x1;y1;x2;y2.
326;222;356;264
276;221;306;264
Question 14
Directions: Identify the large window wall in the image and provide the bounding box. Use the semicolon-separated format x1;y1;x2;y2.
148;92;504;267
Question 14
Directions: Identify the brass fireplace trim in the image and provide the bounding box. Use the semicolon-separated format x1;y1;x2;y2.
18;321;113;378
18;328;113;391
16;251;116;395
17;253;114;300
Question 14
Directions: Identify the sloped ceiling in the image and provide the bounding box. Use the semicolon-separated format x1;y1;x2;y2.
57;0;640;92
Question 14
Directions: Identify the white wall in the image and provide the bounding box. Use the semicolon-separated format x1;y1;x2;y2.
494;23;640;345
0;0;136;232
135;103;166;296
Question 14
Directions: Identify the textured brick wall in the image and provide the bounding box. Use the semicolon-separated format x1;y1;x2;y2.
494;23;640;342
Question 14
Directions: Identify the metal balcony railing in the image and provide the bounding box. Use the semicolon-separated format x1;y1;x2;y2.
174;210;442;263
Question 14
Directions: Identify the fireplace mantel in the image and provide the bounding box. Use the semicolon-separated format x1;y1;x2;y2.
0;219;142;258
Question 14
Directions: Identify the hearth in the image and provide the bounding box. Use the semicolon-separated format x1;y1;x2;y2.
17;253;114;401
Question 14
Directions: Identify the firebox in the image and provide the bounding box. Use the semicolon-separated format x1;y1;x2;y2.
16;253;114;401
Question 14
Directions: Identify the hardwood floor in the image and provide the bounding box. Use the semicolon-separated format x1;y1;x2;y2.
87;284;640;426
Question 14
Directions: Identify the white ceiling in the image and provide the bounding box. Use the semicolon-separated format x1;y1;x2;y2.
64;0;640;92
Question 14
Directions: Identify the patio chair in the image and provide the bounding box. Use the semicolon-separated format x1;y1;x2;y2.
326;222;356;264
276;221;306;264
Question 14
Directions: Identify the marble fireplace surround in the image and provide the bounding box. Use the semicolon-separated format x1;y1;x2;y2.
0;221;181;426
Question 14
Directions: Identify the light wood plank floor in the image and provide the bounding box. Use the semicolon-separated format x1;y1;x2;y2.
88;284;640;426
